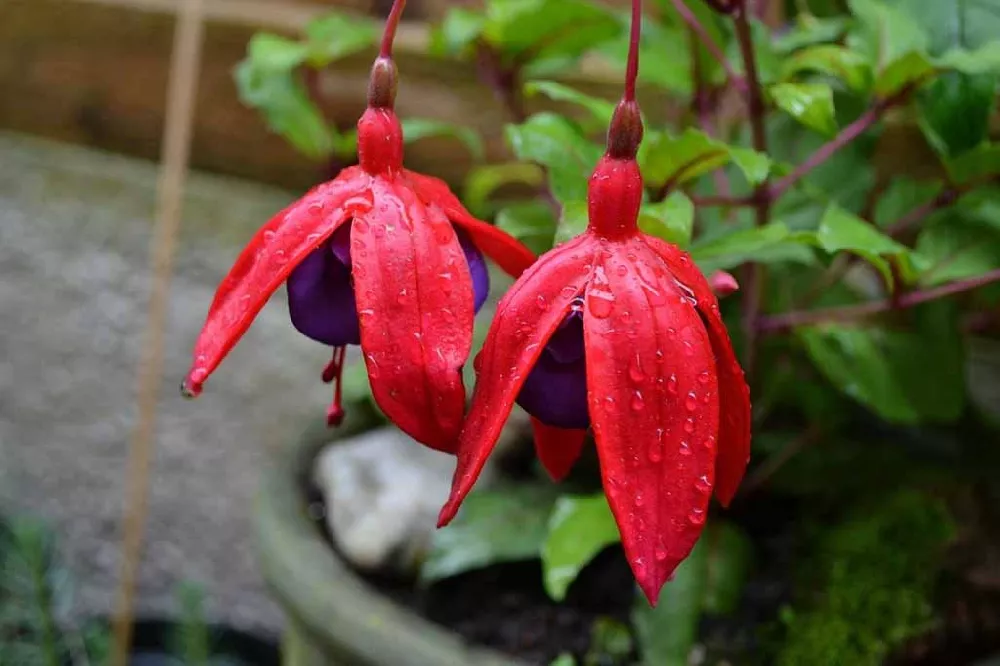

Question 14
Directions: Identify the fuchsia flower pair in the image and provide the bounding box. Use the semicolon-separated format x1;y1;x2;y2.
184;0;750;604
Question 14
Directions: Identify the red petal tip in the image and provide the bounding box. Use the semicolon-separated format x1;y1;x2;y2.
436;502;458;528
708;270;740;298
636;574;663;608
180;377;203;399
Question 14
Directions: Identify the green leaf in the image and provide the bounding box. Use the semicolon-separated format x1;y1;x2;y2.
641;129;771;191
781;45;873;92
400;118;485;161
639;193;695;248
586;618;633;666
847;0;929;71
729;148;773;186
302;13;379;66
505;113;602;203
421;484;557;583
555;200;589;245
691;222;816;273
655;0;728;85
875;50;936;97
937;41;1000;75
774;16;850;54
495;201;558;255
915;210;1000;285
799;319;965;424
918;71;996;157
945;143;1000;184
702;523;753;615
234;34;334;159
429;8;486;57
541;494;620;601
463;162;545;217
549;654;577;666
874;177;943;228
769;82;838;136
884;0;1000;57
523;80;617;129
814;204;916;286
632;535;707;666
482;0;620;63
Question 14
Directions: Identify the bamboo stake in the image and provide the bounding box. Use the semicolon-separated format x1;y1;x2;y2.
110;0;205;662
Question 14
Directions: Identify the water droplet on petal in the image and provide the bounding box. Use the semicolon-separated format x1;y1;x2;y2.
667;327;677;338
655;545;668;561
634;492;645;507
630;391;645;411
536;294;548;311
587;290;615;318
682;340;695;356
396;288;408;305
354;219;369;234
616;264;628;277
628;355;645;383
697;371;711;385
561;286;577;299
703;435;717;451
683;418;695;434
648;429;664;463
667;374;678;395
688;508;706;525
695;475;712;494
685;392;698;411
679;441;692;456
262;230;276;243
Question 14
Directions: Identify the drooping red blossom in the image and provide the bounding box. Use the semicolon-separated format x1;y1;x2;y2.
181;1;535;452
437;0;751;605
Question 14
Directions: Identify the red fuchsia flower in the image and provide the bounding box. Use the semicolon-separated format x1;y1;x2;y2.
181;1;535;452
437;0;751;605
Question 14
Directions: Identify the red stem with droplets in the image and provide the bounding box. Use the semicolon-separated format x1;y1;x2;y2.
379;0;407;59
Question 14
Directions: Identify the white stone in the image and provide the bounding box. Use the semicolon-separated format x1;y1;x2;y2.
313;409;530;574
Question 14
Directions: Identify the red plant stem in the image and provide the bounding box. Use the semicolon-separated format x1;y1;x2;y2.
624;0;641;102
668;0;746;94
379;0;407;58
757;268;1000;333
768;87;913;200
885;187;961;237
733;2;768;378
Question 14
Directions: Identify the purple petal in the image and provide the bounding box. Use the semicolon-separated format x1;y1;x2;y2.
516;309;589;429
287;225;360;347
287;223;490;346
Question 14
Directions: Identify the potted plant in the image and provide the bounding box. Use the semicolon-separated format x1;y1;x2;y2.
185;0;1000;663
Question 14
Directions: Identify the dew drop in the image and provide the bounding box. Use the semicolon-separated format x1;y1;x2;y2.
648;430;664;463
703;435;717;451
679;254;691;266
634;492;645;507
189;367;208;384
695;475;712;494
354;219;369;234
667;374;678;395
630;391;645;412
587;290;615;318
685;392;698;411
688;508;706;525
262;230;276;243
697;371;711;385
396;288;408;305
616;264;628;277
667;327;677;338
655;545;668;562
306;233;321;244
682;340;695;356
679;441;692;456
628;356;645;383
683;418;695;434
560;286;577;299
536;294;548;311
274;250;288;265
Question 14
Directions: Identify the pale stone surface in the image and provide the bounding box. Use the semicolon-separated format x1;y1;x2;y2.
0;132;339;634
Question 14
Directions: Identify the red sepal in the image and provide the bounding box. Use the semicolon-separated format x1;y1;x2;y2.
352;178;475;452
405;170;536;278
585;238;719;606
531;418;587;481
183;171;370;396
642;236;751;507
438;234;598;526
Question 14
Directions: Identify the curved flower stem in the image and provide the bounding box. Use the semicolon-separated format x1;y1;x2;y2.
379;0;407;58
757;268;1000;333
668;0;746;94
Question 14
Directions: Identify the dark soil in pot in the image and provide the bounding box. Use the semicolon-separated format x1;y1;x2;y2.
303;483;799;666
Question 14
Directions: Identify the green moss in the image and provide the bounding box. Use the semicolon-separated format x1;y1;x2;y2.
776;490;955;666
